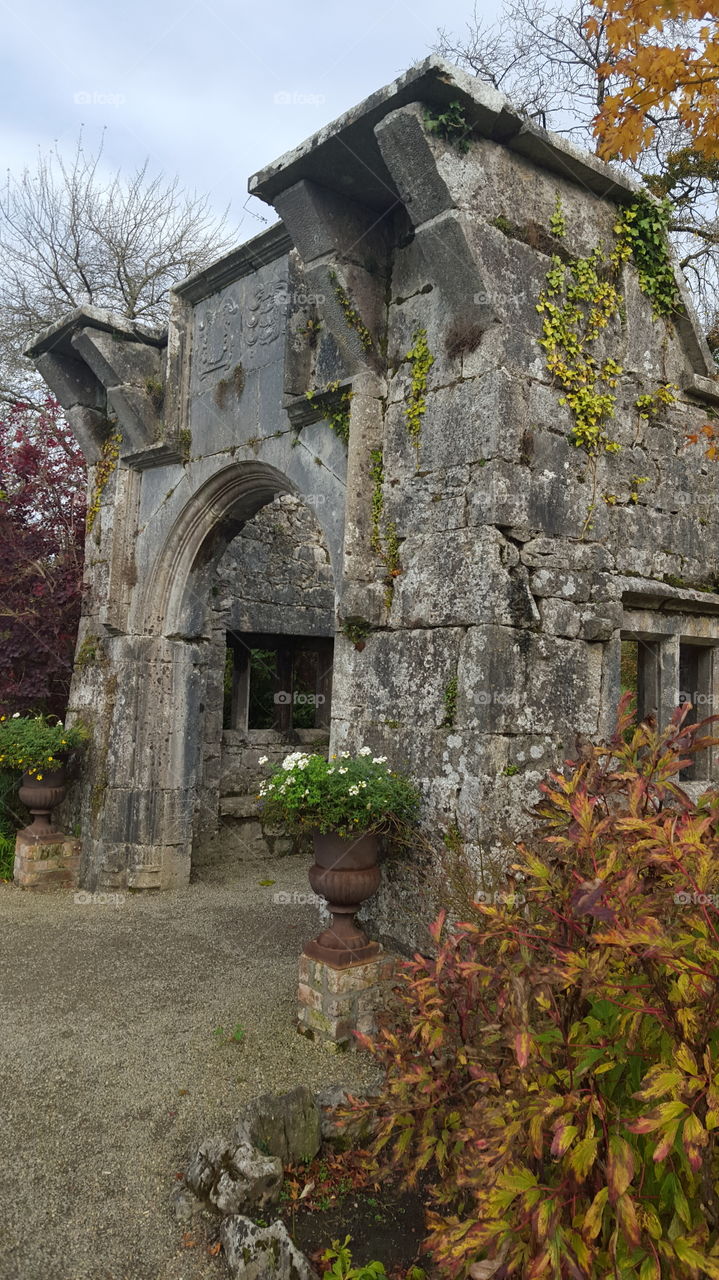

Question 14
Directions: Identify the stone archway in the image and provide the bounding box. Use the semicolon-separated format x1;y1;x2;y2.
66;456;342;892
193;491;336;874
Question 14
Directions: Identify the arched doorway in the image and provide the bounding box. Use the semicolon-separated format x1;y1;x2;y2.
76;459;342;891
192;492;336;874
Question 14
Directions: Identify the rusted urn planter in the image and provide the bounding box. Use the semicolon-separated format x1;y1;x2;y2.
18;767;68;839
304;829;381;968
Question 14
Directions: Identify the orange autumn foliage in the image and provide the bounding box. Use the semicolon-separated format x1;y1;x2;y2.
589;0;719;162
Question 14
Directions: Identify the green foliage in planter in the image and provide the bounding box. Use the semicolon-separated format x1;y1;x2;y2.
257;749;419;838
0;714;88;778
353;699;719;1279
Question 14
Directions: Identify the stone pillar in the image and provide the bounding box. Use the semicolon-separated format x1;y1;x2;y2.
297;951;399;1052
14;832;81;890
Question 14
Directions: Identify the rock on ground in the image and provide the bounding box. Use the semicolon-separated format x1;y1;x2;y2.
220;1216;318;1280
235;1085;322;1165
185;1135;283;1215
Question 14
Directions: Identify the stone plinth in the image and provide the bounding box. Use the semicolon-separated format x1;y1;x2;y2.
14;831;81;890
297;950;398;1052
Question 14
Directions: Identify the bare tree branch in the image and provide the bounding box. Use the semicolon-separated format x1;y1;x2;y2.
433;0;719;342
0;134;238;403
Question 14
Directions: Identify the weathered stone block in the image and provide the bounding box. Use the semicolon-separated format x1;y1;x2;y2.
185;1135;283;1217
297;952;399;1050
14;833;80;891
220;1215;318;1280
237;1086;322;1165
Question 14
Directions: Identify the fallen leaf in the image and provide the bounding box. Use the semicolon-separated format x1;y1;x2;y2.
208;1241;222;1256
181;1231;197;1248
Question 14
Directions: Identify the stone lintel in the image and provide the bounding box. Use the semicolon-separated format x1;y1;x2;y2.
25;306;165;361
119;441;185;470
249;56;638;214
174;222;292;304
685;373;719;406
619;577;719;617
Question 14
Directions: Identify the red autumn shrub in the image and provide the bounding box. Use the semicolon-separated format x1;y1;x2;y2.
0;398;85;717
355;700;719;1278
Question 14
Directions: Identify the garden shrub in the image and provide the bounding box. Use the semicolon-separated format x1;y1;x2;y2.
0;766;25;879
354;698;719;1278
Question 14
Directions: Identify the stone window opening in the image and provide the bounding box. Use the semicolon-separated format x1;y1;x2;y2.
620;630;718;782
223;631;333;734
620;637;660;724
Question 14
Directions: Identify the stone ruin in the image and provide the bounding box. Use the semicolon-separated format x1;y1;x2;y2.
28;57;719;952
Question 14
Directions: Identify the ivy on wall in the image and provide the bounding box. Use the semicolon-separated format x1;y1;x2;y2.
305;381;353;445
423;99;473;154
404;328;434;453
613;194;681;318
536;250;623;454
328;270;373;352
87;432;122;532
369;446;401;608
536;192;684;455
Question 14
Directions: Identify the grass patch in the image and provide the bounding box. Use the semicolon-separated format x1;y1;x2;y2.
0;767;26;879
0;836;14;881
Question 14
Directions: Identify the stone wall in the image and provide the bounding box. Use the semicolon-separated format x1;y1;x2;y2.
31;59;719;944
213;493;334;638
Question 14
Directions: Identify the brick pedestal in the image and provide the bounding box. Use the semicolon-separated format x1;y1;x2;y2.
298;951;398;1052
14;831;81;890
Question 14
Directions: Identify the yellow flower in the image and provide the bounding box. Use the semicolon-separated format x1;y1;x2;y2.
36;774;43;781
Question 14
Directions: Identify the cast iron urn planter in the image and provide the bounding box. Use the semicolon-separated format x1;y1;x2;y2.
304;829;381;968
17;768;68;840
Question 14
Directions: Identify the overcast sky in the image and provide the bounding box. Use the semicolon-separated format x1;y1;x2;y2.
1;0;494;241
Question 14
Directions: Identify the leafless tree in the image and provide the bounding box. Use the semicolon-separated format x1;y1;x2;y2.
436;0;612;140
434;0;719;341
0;135;237;405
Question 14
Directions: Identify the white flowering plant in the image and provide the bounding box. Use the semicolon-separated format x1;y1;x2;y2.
257;748;419;837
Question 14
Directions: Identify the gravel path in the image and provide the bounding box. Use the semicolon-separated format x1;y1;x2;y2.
0;857;380;1280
